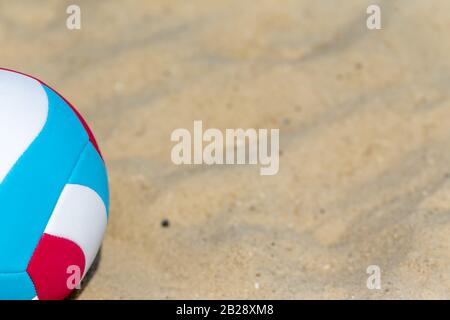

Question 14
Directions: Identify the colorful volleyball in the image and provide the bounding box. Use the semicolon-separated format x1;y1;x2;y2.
0;68;109;300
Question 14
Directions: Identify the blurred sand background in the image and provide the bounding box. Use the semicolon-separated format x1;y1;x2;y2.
1;0;450;299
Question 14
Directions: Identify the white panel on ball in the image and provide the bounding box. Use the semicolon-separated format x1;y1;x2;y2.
43;184;107;276
0;70;49;183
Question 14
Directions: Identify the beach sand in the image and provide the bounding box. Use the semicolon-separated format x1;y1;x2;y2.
1;0;449;299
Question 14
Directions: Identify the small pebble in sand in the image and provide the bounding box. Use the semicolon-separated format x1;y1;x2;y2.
161;219;170;228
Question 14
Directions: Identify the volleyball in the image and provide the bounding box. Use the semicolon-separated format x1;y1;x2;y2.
0;68;109;300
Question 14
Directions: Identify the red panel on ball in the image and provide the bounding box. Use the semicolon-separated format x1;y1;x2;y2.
27;233;86;300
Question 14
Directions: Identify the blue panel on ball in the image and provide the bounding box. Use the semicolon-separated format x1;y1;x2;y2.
0;84;88;272
0;272;37;300
69;142;110;215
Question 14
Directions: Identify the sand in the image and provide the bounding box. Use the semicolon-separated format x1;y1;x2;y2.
1;0;449;299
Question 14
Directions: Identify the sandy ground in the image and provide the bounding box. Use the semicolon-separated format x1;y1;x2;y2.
1;0;450;299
